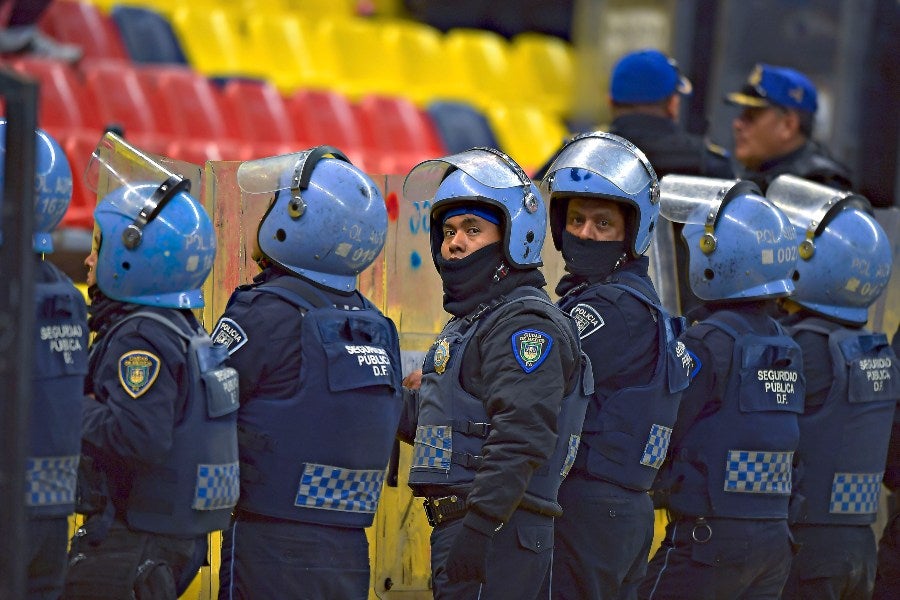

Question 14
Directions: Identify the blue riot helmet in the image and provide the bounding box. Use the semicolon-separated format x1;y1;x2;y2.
404;147;545;269
0;121;74;253
768;174;893;324
660;175;797;301
237;146;387;292
540;131;659;257
87;132;214;308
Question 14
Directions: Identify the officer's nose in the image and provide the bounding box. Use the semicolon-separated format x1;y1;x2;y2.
447;231;467;254
572;222;602;241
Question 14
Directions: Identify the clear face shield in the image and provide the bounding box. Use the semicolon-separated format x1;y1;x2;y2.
236;145;350;218
403;147;538;214
86;132;202;252
659;175;761;254
538;131;659;201
766;174;871;260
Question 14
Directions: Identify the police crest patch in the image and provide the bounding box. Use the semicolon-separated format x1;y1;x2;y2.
118;351;161;398
433;338;450;374
569;303;604;339
511;329;553;373
211;318;248;355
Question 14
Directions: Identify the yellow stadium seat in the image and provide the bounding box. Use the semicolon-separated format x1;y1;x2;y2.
314;17;402;100
279;0;357;18
244;12;335;93
381;19;447;106
510;32;576;117
442;28;516;110
170;6;268;79
486;104;569;175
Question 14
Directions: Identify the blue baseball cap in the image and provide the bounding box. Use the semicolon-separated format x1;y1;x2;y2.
610;49;692;104
726;64;818;113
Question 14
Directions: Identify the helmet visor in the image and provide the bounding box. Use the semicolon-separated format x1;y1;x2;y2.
766;174;870;236
85;132;201;210
539;132;657;198
403;148;528;202
659;175;745;224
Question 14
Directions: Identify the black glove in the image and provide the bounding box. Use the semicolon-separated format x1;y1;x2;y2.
444;521;492;583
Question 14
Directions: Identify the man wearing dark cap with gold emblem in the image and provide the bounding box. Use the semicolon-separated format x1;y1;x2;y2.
726;63;852;191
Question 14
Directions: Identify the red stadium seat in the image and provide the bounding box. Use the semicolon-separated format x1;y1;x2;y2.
38;0;128;61
135;65;242;161
9;56;102;136
220;79;304;159
80;59;167;153
355;94;447;174
59;136;100;231
285;88;371;170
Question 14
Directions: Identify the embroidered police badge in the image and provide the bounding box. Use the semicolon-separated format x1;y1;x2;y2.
433;338;450;374
569;304;605;340
511;329;553;373
118;351;161;398
211;317;248;355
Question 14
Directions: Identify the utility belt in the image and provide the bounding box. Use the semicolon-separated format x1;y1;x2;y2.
423;494;468;527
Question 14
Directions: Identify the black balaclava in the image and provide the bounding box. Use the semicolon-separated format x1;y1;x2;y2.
436;242;546;317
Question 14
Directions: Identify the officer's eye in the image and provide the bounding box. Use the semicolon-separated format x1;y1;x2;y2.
568;215;585;226
443;228;455;239
466;227;481;235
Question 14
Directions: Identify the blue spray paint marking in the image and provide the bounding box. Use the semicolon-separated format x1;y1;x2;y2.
410;251;422;269
409;201;431;235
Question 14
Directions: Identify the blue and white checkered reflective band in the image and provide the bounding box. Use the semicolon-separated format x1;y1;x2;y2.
411;425;452;472
560;434;580;477
25;455;79;506
294;463;386;513
640;424;672;469
724;450;793;494
829;472;882;514
193;462;240;510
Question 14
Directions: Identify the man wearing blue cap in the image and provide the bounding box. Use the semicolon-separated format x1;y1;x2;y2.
608;49;734;180
608;48;735;318
726;63;852;191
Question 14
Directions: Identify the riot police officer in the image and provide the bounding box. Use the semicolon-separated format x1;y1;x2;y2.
608;49;734;180
539;132;693;599
66;133;239;599
1;122;90;599
639;176;804;599
726;63;852;192
399;148;589;599
768;175;898;599
874;323;900;600
212;147;403;600
608;48;738;320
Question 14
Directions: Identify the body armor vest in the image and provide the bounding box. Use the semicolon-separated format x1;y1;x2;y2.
668;311;804;519
409;287;592;508
236;279;403;527
28;264;88;518
99;310;240;535
789;317;898;525
558;273;693;491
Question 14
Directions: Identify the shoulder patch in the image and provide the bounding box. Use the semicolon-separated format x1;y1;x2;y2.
569;303;605;339
211;317;248;355
118;351;162;398
511;329;553;373
706;141;729;157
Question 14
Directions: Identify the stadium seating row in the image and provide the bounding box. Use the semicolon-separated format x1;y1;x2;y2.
39;0;576;116
5;1;571;230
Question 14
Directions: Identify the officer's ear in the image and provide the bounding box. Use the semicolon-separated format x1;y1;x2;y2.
780;109;802;139
665;94;680;120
